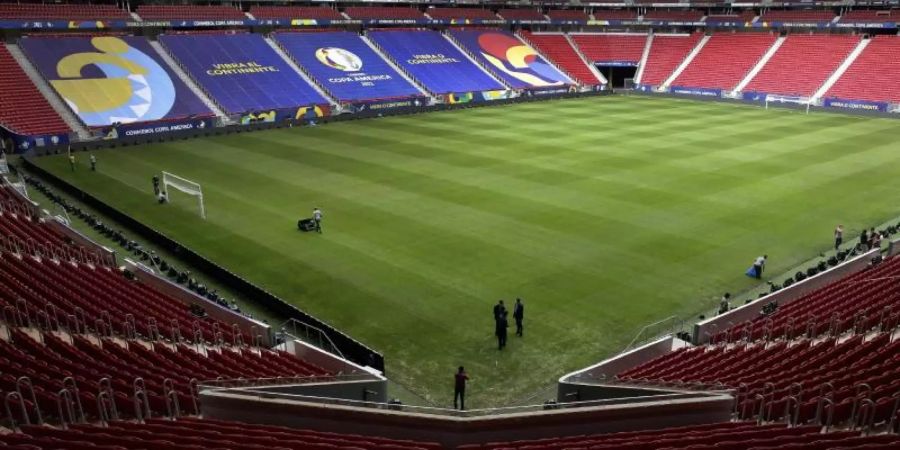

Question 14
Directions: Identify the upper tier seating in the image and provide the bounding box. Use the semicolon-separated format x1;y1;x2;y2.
368;30;504;94
136;5;246;20
459;422;900;449
592;9;639;20
706;10;758;23
643;9;704;21
672;33;776;91
572;33;647;65
547;9;590;21
425;7;498;20
343;6;424;20
743;34;859;97
639;33;702;86
760;9;837;23
497;8;547;21
0;328;329;419
521;32;602;85
839;10;895;22
250;6;343;20
618;331;900;424
0;3;129;20
826;36;900;104
712;256;900;344
8;417;441;450
0;46;70;136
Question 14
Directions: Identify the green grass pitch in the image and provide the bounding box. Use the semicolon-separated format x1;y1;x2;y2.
34;95;900;408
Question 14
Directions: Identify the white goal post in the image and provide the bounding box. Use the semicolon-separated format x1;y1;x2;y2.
765;95;812;114
161;171;206;219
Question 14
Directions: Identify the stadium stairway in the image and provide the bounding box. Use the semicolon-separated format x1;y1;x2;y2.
732;35;786;95
150;40;229;123
811;37;870;102
4;44;87;139
661;34;710;90
442;31;512;90
360;32;437;101
634;33;653;85
742;34;860;98
638;33;702;88
671;33;777;92
264;36;338;107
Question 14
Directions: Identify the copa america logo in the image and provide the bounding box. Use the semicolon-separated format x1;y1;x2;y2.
315;47;363;72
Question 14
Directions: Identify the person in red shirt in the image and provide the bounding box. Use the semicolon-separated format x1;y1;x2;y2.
454;366;469;410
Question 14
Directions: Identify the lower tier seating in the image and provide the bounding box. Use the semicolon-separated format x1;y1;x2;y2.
744;34;859;97
0;250;249;345
760;10;837;23
714;256;900;344
592;9;639;20
826;36;900;104
571;33;647;65
672;33;776;91
618;332;900;424
643;10;704;21
459;421;900;449
8;417;441;450
0;45;70;136
1;328;330;420
639;33;702;86
521;32;602;85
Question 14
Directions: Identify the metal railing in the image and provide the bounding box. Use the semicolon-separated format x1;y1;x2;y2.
279;317;346;360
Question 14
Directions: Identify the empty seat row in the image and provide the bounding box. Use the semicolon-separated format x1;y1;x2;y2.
0;3;129;20
521;32;603;85
136;5;247;20
0;46;70;136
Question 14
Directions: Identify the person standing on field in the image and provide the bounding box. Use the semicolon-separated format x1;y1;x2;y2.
68;153;76;172
90;154;97;172
834;225;843;251
453;366;468;410
312;207;323;233
496;311;509;350
513;298;524;337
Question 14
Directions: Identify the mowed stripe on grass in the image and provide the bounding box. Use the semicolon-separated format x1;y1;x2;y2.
35;95;900;407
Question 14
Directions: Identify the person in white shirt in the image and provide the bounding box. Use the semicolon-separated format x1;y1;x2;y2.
313;207;323;234
753;255;767;279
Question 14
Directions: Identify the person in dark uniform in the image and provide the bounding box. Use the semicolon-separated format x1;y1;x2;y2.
152;175;160;196
496;311;508;350
492;300;505;322
453;366;468;410
513;298;524;337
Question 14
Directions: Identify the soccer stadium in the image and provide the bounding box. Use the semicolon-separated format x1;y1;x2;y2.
1;0;900;448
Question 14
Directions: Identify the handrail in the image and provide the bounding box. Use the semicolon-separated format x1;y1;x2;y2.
280;317;346;360
624;315;681;351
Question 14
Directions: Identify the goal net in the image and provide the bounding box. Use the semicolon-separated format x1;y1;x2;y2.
161;171;206;219
765;95;812;114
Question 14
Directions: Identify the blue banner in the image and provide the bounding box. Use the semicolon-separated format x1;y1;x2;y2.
159;33;327;115
742;91;768;103
449;29;574;90
110;117;213;139
346;97;428;113
19;35;212;128
368;30;504;95
670;86;722;98
273;31;423;103
823;98;889;112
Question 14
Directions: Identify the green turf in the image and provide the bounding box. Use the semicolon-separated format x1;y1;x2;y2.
33;95;900;408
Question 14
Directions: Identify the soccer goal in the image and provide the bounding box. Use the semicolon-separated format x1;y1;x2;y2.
765;95;812;114
161;171;206;219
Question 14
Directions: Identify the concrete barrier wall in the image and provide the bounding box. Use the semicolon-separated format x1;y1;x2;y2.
125;259;272;345
287;339;381;376
693;248;879;344
253;379;388;403
201;390;733;448
558;336;686;387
